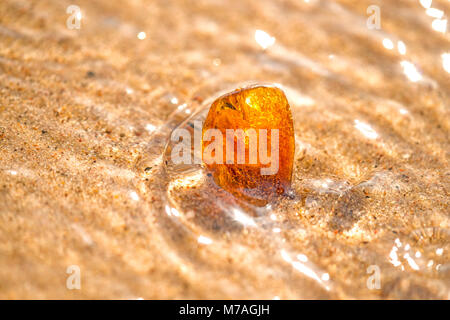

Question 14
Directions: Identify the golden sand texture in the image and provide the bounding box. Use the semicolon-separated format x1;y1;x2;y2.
0;0;448;299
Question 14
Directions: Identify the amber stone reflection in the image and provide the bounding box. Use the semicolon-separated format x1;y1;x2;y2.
202;85;295;206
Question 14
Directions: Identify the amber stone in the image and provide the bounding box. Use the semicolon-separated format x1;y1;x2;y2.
202;85;295;205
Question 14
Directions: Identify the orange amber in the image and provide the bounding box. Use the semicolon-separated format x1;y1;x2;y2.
202;85;295;205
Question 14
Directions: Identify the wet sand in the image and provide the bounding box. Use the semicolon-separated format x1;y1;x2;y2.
0;0;448;299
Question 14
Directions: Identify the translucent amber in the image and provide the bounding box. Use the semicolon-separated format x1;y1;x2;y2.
202;85;295;205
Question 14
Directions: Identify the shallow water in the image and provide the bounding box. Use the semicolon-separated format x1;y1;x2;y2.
0;0;448;298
